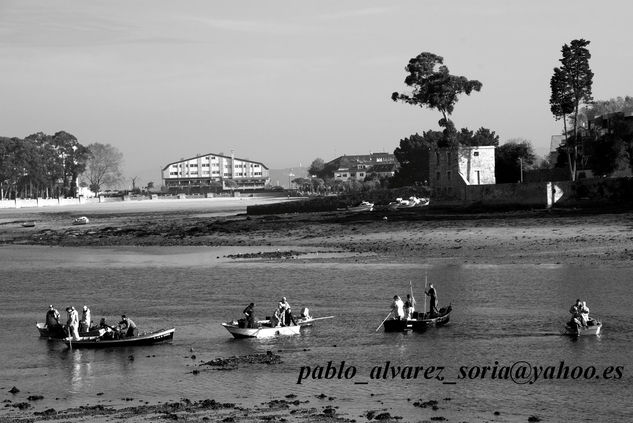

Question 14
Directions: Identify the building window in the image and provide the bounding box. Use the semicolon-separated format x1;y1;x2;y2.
474;151;479;157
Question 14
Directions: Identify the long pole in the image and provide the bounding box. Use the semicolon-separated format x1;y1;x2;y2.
375;311;392;332
423;272;428;316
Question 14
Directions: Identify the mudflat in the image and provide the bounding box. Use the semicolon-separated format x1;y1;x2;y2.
2;200;633;266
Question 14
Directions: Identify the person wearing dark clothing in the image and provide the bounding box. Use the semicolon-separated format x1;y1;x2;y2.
45;305;64;338
119;315;138;337
243;303;256;328
425;284;438;317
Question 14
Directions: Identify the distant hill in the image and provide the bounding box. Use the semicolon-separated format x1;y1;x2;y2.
268;167;309;189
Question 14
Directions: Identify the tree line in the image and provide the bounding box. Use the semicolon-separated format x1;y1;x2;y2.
0;131;123;200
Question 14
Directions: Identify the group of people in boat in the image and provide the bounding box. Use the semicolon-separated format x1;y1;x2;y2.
390;284;439;320
241;297;309;328
568;299;591;331
44;305;137;340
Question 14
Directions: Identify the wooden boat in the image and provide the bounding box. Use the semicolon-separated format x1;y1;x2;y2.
72;216;89;225
62;328;175;348
36;322;104;339
21;221;36;228
222;320;301;338
563;318;602;336
345;201;374;212
383;305;452;332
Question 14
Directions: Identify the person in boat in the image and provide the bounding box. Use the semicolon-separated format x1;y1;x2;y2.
119;315;138;338
568;299;583;331
579;301;590;326
404;294;416;319
425;284;438;317
300;307;311;320
243;303;256;328
271;307;282;327
99;318;117;339
66;306;80;340
45;305;64;337
278;297;297;326
80;305;91;333
391;295;405;320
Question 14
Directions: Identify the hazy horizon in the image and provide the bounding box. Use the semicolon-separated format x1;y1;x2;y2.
2;1;632;187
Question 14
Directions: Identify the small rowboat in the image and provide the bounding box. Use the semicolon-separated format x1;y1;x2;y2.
36;322;104;339
62;328;175;348
222;321;301;339
72;216;89;225
339;201;374;212
383;305;452;333
563;318;602;336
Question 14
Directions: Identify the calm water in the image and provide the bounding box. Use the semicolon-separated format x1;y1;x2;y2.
0;245;632;422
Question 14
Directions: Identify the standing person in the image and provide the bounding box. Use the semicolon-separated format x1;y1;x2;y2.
45;305;63;337
119;315;138;337
579;301;590;327
66;307;80;340
243;303;256;328
404;294;416;319
391;295;405;320
425;284;438;317
278;297;296;326
80;305;91;333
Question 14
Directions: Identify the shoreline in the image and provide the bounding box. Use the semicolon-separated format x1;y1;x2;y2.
1;205;633;266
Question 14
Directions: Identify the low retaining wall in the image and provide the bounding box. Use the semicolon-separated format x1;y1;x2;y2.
432;177;633;209
0;197;88;209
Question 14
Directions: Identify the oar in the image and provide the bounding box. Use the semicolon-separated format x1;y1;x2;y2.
306;316;335;321
375;311;392;331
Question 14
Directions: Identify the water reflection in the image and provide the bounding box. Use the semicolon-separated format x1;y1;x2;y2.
1;247;633;422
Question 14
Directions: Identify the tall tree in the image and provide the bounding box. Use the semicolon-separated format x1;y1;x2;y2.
82;143;124;194
391;52;482;130
550;39;594;180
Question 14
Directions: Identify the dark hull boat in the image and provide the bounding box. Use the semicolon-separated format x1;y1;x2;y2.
563;318;602;336
62;328;175;348
383;305;452;332
36;322;104;339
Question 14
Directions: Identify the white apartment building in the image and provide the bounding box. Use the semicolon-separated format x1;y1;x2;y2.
162;153;270;192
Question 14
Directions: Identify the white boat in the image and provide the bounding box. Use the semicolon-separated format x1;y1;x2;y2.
346;201;374;212
72;216;89;225
563;318;602;336
221;320;301;339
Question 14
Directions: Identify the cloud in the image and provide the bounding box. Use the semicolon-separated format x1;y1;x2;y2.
187;17;316;35
318;7;393;20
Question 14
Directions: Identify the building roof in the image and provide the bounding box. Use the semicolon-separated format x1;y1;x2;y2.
369;163;396;173
326;152;395;167
162;153;269;171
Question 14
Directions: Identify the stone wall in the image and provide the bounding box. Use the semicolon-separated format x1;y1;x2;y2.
433;177;633;209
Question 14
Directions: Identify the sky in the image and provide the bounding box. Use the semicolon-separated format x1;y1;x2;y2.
1;0;632;187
